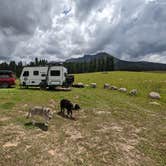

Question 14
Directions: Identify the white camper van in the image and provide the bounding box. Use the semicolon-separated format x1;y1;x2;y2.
20;66;74;89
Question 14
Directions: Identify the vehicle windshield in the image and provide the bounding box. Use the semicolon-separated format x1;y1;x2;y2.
0;72;12;78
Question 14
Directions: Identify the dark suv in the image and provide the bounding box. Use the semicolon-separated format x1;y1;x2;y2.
0;70;16;88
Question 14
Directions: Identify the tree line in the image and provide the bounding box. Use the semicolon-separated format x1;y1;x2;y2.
0;56;114;77
64;56;114;73
0;58;48;77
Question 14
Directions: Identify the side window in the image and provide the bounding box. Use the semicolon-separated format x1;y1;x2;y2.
0;72;10;78
33;71;39;76
23;71;29;77
50;70;60;76
41;73;46;77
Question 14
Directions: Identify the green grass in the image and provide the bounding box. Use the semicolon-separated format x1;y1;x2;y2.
0;71;165;166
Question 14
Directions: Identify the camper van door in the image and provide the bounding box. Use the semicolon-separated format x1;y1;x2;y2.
29;67;48;86
20;67;48;86
48;66;63;86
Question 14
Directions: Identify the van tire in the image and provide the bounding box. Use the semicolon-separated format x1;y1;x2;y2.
48;86;54;90
40;82;47;90
22;82;28;89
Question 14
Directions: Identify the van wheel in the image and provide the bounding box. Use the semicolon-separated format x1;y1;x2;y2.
1;83;9;88
22;82;28;89
63;82;69;88
40;82;47;90
48;86;54;90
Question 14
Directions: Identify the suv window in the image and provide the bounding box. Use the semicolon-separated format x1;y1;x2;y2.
33;71;39;76
50;70;60;76
23;71;29;77
0;74;10;78
0;71;14;78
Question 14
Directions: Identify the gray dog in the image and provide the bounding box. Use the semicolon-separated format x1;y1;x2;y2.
27;106;53;126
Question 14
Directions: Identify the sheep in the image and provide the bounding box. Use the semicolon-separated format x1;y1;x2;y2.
149;92;161;99
72;82;84;88
90;83;97;88
110;86;118;90
104;83;110;89
119;88;127;92
129;89;138;96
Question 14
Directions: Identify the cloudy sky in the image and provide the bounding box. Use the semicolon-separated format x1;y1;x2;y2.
0;0;166;63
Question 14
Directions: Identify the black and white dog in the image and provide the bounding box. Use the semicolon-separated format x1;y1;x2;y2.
60;99;80;117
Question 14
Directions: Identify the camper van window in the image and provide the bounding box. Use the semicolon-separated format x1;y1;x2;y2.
41;74;46;77
23;71;29;77
50;70;60;76
33;71;39;76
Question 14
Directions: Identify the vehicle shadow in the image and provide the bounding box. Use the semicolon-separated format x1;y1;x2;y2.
19;87;41;91
57;111;76;121
19;87;72;92
24;122;48;131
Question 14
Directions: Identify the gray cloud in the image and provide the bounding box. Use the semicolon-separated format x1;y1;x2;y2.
110;0;166;61
74;0;107;20
0;0;166;63
0;0;52;34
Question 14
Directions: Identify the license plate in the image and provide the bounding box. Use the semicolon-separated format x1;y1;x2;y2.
50;82;59;85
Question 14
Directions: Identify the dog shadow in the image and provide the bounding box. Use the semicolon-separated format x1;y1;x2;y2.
57;111;76;121
25;122;48;131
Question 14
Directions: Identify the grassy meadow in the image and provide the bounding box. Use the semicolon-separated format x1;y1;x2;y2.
0;71;166;166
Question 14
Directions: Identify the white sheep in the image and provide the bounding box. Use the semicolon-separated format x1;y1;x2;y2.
119;88;127;92
90;83;97;88
129;89;138;96
110;86;118;90
104;83;110;89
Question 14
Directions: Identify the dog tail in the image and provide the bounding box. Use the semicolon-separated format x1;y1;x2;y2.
26;109;31;119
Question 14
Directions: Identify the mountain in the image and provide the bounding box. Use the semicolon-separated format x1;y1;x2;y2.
65;52;114;73
66;52;115;62
66;52;166;71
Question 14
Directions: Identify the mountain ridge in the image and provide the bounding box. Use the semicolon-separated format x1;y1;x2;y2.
66;52;166;71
